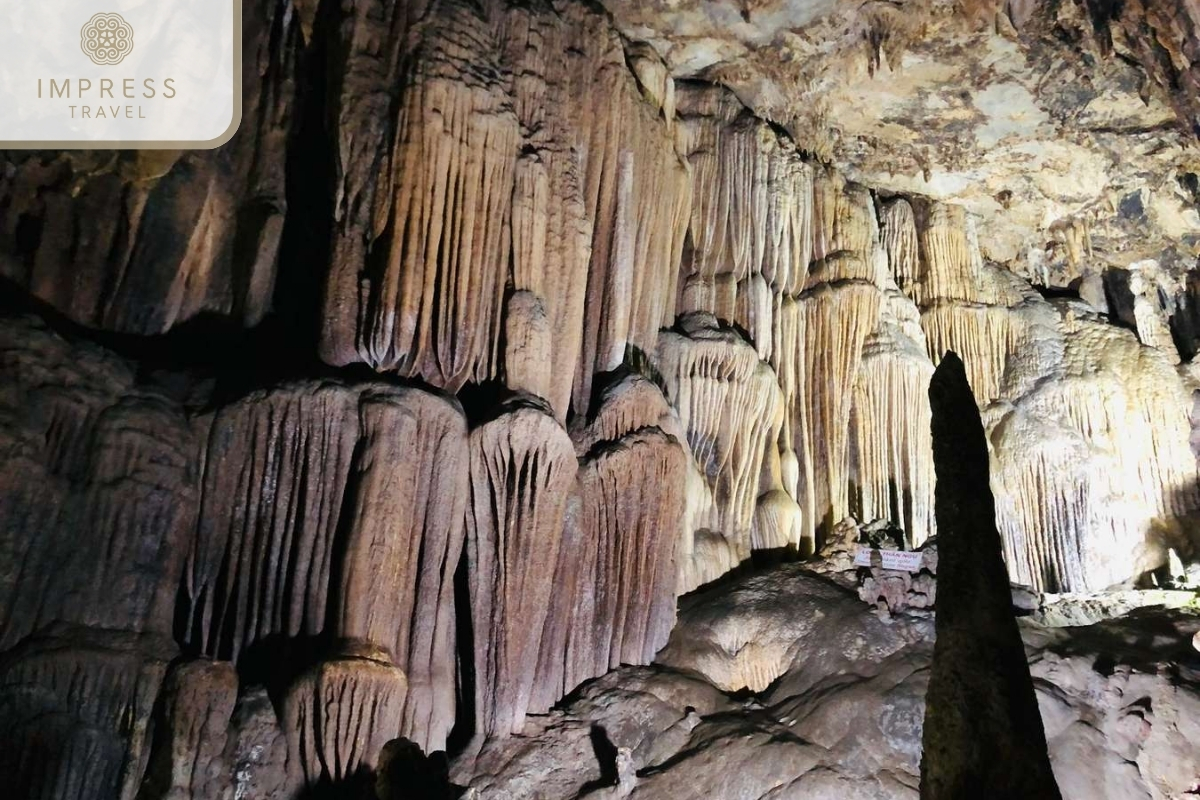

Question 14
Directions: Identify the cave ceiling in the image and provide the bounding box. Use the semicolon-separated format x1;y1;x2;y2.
601;0;1200;283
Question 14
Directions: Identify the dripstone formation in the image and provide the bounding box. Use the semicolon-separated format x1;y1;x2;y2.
2;0;1200;798
920;353;1061;799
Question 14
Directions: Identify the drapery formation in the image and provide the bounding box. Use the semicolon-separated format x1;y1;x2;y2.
0;0;1197;797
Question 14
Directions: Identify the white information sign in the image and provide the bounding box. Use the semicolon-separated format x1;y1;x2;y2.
853;547;924;572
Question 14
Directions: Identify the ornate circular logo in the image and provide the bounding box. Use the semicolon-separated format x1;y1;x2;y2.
80;13;134;66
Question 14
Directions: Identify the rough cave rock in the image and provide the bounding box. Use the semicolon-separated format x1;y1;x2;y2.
2;0;1200;798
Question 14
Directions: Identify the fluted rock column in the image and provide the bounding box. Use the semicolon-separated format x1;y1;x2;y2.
139;659;239;800
333;387;469;752
0;624;176;800
467;396;577;736
532;374;689;708
0;316;199;652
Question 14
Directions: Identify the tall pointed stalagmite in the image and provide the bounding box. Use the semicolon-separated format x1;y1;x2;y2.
920;352;1061;799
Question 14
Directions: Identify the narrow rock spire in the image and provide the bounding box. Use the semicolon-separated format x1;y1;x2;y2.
920;351;1061;799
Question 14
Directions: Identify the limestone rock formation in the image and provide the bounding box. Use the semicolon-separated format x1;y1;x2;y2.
467;395;576;737
184;379;468;752
0;0;294;335
2;0;1200;797
0;316;199;651
0;624;177;800
534;374;689;708
140;660;239;800
458;562;1200;800
282;642;408;789
658;314;786;586
921;352;1061;798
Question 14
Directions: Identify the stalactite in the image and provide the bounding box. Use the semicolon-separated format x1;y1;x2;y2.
793;280;883;549
282;643;407;787
567;10;692;414
674;82;814;357
910;202;982;305
504;290;554;403
990;307;1200;591
0;625;176;800
990;413;1091;592
467;396;577;736
565;430;685;689
183;380;468;750
0;10;295;335
879;197;920;291
677;98;772;283
532;375;688;708
185;382;359;660
811;171;881;268
6;3;1200;788
1125;260;1180;361
884;198;1033;406
503;5;596;420
919;304;1026;407
332;387;468;752
320;0;689;413
321;2;519;388
850;291;937;546
0;316;198;651
658;315;785;588
770;294;803;507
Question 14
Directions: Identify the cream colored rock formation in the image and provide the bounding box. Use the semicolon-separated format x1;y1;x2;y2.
1;0;1200;796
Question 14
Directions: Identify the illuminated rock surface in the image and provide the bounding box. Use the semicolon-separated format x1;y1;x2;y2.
0;0;1199;796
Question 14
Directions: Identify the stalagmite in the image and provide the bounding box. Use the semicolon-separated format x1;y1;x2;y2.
921;352;1061;800
467;396;577;736
139;660;239;800
222;687;288;799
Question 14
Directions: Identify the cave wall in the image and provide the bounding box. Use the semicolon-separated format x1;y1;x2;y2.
1;0;1198;797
